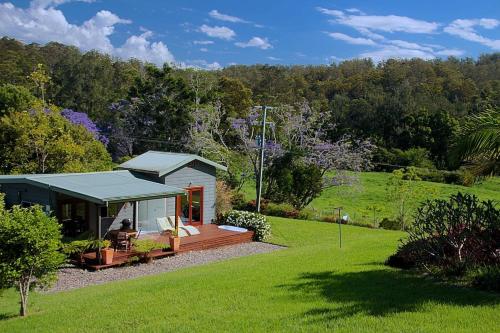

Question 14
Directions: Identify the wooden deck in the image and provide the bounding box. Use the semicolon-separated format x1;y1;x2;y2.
82;224;254;270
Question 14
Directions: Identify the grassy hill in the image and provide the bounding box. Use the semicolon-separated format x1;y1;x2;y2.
241;172;500;225
1;217;498;332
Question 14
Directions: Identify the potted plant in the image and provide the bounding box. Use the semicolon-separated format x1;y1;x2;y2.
99;240;114;265
131;239;164;263
169;229;180;251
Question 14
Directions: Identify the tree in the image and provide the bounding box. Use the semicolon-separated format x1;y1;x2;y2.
27;64;50;105
264;151;324;209
452;108;499;178
217;76;253;119
0;201;65;316
61;109;109;146
122;64;194;153
0;107;113;174
0;84;36;116
386;167;421;229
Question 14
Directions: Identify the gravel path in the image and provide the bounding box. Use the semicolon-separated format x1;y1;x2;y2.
48;242;284;293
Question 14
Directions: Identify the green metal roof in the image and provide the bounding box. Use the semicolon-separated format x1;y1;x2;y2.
117;151;228;176
0;170;185;205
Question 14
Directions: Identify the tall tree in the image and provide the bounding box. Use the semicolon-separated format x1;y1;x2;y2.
119;64;194;154
0;107;113;174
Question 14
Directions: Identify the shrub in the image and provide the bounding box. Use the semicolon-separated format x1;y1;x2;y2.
469;265;500;292
321;215;337;223
264;202;300;219
217;210;271;241
62;239;94;262
297;208;316;221
379;218;403;230
386;239;430;269
387;192;500;290
215;180;233;217
131;239;165;263
230;192;247;210
407;192;499;268
400;148;435;169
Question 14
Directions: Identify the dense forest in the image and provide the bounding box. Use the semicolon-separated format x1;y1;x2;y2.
0;37;499;184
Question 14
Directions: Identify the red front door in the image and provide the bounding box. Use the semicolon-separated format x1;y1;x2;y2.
178;186;204;225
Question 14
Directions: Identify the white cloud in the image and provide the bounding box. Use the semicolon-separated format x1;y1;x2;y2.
182;59;222;70
345;8;365;15
359;45;435;62
318;7;467;62
318;7;439;34
235;37;272;49
115;31;174;65
199;24;235;40
355;27;385;40
267;56;281;61
326;55;344;63
193;40;214;45
30;0;95;9
200;47;208;52
435;49;465;57
325;32;375;45
316;7;345;18
0;1;175;66
209;9;248;23
386;39;434;52
444;18;500;50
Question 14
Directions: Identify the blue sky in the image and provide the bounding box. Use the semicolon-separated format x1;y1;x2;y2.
1;0;499;69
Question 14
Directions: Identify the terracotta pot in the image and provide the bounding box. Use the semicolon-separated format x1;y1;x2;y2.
101;248;114;265
169;236;180;251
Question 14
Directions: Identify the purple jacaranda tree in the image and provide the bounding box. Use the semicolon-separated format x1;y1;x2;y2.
189;102;258;191
231;100;373;205
229;107;284;196
61;109;109;146
276;101;374;190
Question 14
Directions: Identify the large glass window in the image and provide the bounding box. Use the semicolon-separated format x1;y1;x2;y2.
138;199;166;233
59;200;88;237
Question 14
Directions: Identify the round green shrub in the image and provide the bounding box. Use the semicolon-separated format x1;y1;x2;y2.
379;218;403;230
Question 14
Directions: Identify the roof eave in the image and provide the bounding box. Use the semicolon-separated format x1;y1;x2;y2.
157;157;228;177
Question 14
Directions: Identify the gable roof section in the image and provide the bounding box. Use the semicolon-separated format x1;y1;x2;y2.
0;170;185;205
117;151;228;177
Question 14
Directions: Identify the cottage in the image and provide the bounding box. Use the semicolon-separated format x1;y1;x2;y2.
0;151;227;238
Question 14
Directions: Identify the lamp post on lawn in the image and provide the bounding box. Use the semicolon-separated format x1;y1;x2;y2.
333;206;348;248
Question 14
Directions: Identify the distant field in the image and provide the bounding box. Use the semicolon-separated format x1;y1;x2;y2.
241;172;500;225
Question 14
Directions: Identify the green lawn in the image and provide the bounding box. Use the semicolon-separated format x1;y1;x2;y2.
242;172;500;225
1;217;499;332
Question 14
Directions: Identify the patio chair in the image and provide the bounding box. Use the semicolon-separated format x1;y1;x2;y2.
156;217;189;237
168;216;201;236
115;231;130;252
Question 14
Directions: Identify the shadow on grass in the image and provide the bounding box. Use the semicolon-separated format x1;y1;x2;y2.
280;269;500;322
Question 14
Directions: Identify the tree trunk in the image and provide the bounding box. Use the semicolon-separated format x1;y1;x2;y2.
19;278;30;317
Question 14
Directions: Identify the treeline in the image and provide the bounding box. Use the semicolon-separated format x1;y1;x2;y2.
1;37;499;170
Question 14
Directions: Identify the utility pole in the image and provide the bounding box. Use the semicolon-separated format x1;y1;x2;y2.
256;106;268;213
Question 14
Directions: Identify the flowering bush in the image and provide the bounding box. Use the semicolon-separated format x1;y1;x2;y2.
217;210;271;241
